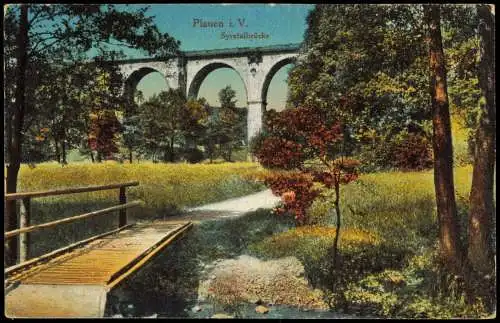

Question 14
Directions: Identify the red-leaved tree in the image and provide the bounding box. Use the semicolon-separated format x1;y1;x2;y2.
251;106;360;270
88;109;122;162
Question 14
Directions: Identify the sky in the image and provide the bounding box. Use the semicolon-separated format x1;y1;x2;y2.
124;4;314;109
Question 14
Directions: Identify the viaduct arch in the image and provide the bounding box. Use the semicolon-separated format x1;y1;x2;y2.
115;43;301;143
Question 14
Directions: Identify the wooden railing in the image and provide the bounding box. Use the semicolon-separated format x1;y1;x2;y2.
4;181;140;265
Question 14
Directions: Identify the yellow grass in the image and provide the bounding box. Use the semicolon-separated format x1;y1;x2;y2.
13;161;265;208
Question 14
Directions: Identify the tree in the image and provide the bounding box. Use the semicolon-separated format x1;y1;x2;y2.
122;90;145;163
5;4;28;267
467;4;495;275
138;89;187;162
202;107;222;163
183;97;210;162
287;4;432;170
251;105;360;301
217;86;244;162
423;4;466;275
4;4;179;265
441;5;483;166
28;61;125;164
88;109;122;162
136;90;210;163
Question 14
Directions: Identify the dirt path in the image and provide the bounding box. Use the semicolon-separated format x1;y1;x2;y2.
157;189;281;224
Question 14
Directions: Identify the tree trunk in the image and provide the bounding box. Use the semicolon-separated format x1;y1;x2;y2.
61;139;67;165
54;138;61;163
424;4;466;275
169;137;175;162
467;4;496;275
332;178;341;271
330;176;345;308
90;150;95;163
128;147;133;163
5;4;29;266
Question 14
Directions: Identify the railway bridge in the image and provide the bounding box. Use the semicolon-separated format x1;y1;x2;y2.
116;43;301;142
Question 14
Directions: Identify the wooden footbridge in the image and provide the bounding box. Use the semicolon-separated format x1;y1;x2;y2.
4;182;193;318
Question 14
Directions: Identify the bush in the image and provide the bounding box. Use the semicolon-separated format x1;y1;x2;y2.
357;132;433;172
356;143;395;173
182;147;205;164
257;170;321;225
391;133;433;171
250;224;491;318
343;249;491;318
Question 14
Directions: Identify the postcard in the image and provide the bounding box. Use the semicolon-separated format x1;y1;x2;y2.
3;3;496;319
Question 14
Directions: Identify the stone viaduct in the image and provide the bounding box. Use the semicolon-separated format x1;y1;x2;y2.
115;43;301;143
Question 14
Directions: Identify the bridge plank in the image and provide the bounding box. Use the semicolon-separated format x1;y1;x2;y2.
12;222;188;285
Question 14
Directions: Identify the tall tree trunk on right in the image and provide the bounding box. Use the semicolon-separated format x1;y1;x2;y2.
467;4;496;275
424;5;466;275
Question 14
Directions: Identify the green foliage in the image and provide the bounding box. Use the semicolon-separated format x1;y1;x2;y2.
248;225;407;306
126;85;248;164
121;90;146;162
288;4;429;128
208;86;247;162
342;250;490;318
137;89;188;162
134;90;213;163
4;4;179;170
4;4;180;166
288;4;480;170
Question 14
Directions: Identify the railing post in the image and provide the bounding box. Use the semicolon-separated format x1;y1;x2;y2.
18;198;31;263
119;187;127;227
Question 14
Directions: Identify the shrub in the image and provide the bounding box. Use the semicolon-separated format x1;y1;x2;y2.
254;136;305;170
391;133;433;171
343;249;491;318
356;132;433;172
182;147;205;164
256;171;321;225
